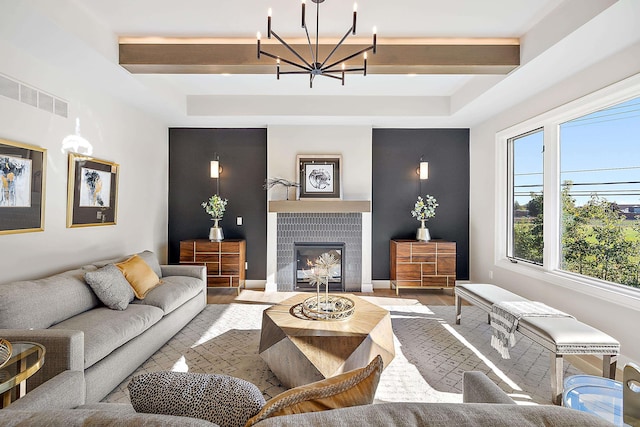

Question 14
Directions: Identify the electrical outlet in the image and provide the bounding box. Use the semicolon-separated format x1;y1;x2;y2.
236;216;243;226
245;262;248;270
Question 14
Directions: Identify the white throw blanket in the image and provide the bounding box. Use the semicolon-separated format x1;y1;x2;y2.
490;301;574;359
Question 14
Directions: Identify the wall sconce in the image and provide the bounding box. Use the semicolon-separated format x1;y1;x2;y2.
416;156;429;180
210;153;223;179
210;160;220;178
210;154;222;194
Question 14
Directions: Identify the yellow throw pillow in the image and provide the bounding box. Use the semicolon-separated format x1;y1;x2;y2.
115;255;161;299
244;355;383;427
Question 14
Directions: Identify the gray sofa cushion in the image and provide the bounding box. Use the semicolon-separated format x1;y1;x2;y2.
84;264;135;310
0;409;218;426
132;276;204;314
137;250;163;278
50;305;163;368
91;250;163;278
251;402;615;426
0;268;99;329
128;371;266;427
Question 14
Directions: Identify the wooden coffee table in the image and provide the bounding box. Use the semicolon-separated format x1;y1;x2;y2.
259;293;395;388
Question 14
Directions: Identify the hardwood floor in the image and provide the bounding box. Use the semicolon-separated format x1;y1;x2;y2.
205;287;617;379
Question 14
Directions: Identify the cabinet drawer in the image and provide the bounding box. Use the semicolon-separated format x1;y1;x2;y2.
411;242;437;255
195;253;220;263
394;243;412;263
394;280;421;288
412;254;435;263
437;254;456;275
395;263;421;280
220;254;240;275
179;241;195;262
421;276;451;287
437;242;456;253
203;261;220;275
220;241;241;253
421;263;436;275
207;276;233;287
195;241;220;252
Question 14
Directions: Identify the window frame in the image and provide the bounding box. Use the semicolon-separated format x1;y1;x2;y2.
506;128;544;265
495;74;640;309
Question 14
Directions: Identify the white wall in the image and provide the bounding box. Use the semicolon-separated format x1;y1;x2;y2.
470;42;640;365
0;39;168;284
265;125;373;291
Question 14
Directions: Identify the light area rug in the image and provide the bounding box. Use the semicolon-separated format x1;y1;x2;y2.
103;300;580;405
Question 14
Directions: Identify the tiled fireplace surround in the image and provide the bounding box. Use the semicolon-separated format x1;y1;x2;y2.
276;213;362;292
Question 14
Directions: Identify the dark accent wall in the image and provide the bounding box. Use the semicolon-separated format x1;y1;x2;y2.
372;129;469;280
168;128;267;279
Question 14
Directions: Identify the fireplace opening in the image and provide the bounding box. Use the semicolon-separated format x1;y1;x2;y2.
294;242;345;292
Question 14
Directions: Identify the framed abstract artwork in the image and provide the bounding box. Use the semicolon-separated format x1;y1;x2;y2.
67;153;119;227
297;154;342;199
0;138;47;235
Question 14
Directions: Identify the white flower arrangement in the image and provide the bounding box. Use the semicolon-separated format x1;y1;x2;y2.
305;252;339;287
201;194;228;220
411;195;438;221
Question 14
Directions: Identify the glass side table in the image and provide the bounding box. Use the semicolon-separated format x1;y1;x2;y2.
563;374;630;426
0;341;46;408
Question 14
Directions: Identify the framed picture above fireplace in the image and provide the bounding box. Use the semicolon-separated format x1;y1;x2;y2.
297;154;342;200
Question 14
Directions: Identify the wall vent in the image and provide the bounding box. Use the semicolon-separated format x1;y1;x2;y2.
0;73;68;118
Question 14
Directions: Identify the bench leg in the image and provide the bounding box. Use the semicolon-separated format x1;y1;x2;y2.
455;294;462;325
603;354;618;379
551;353;563;405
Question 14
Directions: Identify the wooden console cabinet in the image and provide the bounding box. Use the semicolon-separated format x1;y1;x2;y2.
179;239;246;294
390;239;456;295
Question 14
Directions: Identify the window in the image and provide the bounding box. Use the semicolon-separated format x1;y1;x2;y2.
500;85;640;292
508;129;544;265
559;97;640;287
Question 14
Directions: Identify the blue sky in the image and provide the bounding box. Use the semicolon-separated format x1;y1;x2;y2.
514;96;640;207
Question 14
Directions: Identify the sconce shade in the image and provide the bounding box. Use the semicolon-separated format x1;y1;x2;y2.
210;160;220;178
419;161;429;180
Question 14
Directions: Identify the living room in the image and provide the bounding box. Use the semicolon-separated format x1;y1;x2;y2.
1;0;639;425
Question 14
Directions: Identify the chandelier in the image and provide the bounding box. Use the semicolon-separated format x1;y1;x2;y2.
256;0;377;88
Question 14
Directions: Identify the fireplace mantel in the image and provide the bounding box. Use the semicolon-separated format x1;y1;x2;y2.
269;200;371;213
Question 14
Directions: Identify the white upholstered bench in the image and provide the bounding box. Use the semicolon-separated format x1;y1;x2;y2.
454;283;620;404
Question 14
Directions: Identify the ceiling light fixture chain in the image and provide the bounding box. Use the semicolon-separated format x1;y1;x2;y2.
257;0;377;88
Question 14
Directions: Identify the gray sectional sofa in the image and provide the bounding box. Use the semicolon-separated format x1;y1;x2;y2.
0;251;206;403
0;369;614;426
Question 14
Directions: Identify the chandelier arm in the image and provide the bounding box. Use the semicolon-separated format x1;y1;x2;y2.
279;70;314;75
315;0;320;69
323;45;374;71
324;67;364;74
270;30;313;69
303;23;317;66
319;27;353;69
259;50;311;72
319;73;343;81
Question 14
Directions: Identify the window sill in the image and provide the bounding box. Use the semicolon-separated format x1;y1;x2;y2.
495;258;640;312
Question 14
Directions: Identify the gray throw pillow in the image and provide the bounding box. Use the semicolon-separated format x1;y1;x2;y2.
137;250;163;278
128;371;266;427
84;264;135;310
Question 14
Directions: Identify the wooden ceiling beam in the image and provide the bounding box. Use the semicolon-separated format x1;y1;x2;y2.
119;38;520;75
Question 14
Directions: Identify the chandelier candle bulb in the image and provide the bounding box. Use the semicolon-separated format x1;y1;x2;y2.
341;63;345;85
373;27;377;53
277;58;280;79
352;3;357;34
256;32;261;58
267;8;272;38
301;0;305;27
364;52;367;76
